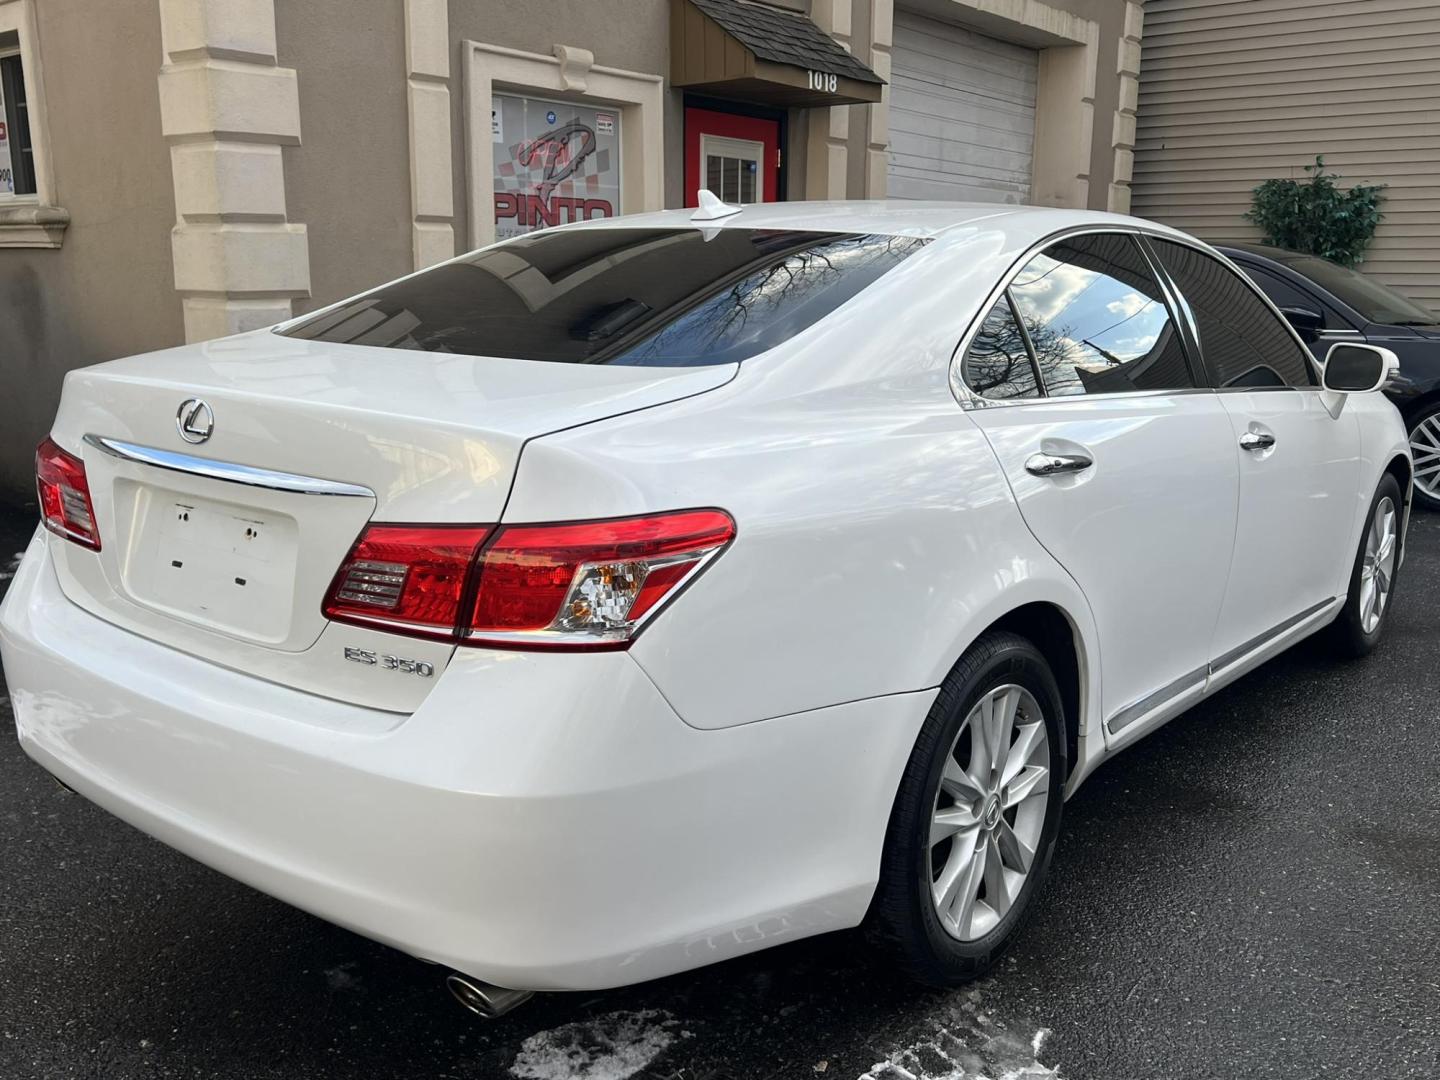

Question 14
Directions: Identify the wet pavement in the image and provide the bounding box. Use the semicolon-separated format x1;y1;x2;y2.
2;501;1437;1080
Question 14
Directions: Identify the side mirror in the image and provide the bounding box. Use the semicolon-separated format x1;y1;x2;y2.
1322;342;1398;393
1279;306;1324;340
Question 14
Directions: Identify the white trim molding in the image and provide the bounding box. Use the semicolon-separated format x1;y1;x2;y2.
405;0;454;270
462;41;664;250
865;0;893;198
157;0;310;342
0;0;66;247
806;0;852;199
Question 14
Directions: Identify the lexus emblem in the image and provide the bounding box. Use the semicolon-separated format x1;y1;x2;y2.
176;398;214;444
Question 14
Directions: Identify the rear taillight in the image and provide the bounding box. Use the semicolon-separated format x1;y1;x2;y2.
321;509;735;650
36;436;100;551
465;509;736;650
323;524;492;639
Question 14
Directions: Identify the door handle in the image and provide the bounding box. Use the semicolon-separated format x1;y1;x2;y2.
1024;451;1093;477
1239;431;1276;452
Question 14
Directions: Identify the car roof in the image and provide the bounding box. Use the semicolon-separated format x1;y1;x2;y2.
557;200;1195;244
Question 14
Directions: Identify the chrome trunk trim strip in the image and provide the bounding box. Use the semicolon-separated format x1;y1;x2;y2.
83;435;375;498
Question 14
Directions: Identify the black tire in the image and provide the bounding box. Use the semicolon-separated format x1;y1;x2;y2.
865;631;1067;986
1405;402;1440;513
1327;472;1404;658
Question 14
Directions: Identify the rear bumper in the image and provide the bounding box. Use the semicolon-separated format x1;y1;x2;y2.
0;533;932;991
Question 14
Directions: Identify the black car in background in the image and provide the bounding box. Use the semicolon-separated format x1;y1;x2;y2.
1218;243;1440;511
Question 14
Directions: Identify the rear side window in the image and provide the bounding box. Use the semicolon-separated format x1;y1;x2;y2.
1151;240;1316;388
961;297;1041;401
1006;233;1196;397
280;228;928;367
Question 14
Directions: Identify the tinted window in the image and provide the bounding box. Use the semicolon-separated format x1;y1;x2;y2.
1276;253;1436;326
1152;240;1316;388
1007;233;1194;396
962;297;1041;400
1240;265;1319;315
281;228;928;366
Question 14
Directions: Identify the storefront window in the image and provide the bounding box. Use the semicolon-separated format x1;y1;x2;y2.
492;93;622;239
0;48;37;197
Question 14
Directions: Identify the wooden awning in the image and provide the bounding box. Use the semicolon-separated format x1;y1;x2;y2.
671;0;884;107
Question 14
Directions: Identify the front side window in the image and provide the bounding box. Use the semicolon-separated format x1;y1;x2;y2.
0;46;36;197
281;228;928;367
1151;239;1316;388
961;296;1041;400
1006;233;1195;397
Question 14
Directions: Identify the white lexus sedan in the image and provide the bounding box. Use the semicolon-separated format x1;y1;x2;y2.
0;202;1412;1015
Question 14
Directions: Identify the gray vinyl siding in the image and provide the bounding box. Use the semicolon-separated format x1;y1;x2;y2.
887;10;1038;204
1133;0;1440;307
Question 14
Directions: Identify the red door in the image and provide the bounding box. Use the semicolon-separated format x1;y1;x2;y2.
684;108;780;207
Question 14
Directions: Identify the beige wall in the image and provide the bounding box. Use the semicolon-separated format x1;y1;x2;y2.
277;1;411;314
446;0;675;247
0;0;181;502
1133;0;1440;305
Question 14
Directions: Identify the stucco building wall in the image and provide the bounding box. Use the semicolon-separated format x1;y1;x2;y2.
0;0;180;501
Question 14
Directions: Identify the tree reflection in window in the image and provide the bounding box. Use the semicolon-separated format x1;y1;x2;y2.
1007;234;1195;396
615;234;927;367
962;297;1040;400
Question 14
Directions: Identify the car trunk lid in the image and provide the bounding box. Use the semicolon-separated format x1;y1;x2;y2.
45;330;736;712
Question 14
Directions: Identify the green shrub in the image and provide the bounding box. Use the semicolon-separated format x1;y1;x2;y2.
1246;156;1385;268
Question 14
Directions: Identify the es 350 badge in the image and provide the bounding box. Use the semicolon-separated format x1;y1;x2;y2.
344;646;434;678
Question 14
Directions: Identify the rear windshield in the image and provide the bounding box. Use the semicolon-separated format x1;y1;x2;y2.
279;228;928;366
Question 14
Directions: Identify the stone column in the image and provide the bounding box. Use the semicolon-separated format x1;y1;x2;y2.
157;0;310;342
1108;1;1144;214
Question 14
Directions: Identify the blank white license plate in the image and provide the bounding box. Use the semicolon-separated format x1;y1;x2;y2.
121;486;300;643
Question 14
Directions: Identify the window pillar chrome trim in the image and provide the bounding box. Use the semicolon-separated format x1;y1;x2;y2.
82;435;375;498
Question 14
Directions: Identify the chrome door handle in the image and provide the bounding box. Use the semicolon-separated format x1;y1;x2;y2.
1239;431;1276;452
1024;451;1093;477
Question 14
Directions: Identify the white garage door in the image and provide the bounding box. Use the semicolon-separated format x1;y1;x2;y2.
887;11;1038;203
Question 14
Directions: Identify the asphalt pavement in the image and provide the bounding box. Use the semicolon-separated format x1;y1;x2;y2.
1;500;1437;1080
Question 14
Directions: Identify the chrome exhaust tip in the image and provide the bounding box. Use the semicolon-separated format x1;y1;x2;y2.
445;973;534;1019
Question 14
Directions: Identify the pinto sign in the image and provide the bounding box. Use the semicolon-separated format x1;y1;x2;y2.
492;94;622;239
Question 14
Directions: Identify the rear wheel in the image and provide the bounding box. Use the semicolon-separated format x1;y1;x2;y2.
1407;403;1440;512
1328;473;1402;658
866;631;1066;986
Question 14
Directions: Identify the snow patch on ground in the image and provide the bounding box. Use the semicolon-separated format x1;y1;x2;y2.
509;1009;681;1080
858;994;1059;1080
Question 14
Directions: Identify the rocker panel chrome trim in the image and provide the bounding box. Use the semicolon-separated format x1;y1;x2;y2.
1207;598;1337;676
1106;665;1208;736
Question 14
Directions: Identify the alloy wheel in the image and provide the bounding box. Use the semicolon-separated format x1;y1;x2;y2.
1410;414;1440;502
1360;495;1398;635
928;684;1050;941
